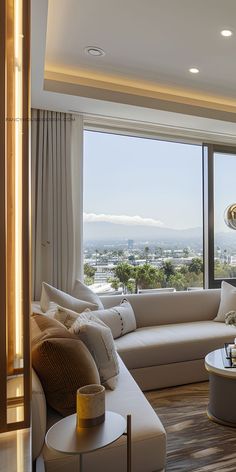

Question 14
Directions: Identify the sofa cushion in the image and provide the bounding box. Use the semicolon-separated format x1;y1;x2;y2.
72;279;104;309
40;282;98;313
31;314;100;416
85;299;137;339
70;312;119;390
31;312;69;347
53;305;90;329
115;320;236;370
214;281;236;322
41;356;166;472
101;289;221;327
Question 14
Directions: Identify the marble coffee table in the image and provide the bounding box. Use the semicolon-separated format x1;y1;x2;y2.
205;348;236;427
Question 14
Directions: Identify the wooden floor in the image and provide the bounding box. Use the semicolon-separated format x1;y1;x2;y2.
146;382;236;472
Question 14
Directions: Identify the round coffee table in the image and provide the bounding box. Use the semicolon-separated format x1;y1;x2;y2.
45;411;131;471
205;348;236;427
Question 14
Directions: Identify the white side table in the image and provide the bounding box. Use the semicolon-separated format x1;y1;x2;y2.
46;411;131;472
205;348;236;427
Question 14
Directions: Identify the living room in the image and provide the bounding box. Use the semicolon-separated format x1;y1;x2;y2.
2;1;236;471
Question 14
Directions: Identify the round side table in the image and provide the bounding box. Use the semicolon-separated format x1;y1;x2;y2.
205;348;236;427
46;411;131;472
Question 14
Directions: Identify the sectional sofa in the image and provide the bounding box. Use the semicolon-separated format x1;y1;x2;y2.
33;287;236;472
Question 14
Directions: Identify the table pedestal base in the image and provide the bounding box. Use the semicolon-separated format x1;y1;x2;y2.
208;372;236;427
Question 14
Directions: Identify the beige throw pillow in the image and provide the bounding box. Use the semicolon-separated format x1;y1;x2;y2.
72;279;104;310
70;313;119;390
215;281;236;322
40;282;98;313
54;306;90;329
87;299;137;339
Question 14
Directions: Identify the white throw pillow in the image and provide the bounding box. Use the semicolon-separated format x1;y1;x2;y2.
72;279;104;310
88;299;137;339
32;301;58;315
40;282;98;313
215;281;236;322
53;306;90;329
69;312;119;390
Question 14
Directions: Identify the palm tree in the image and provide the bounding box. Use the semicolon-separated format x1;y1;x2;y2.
114;262;134;294
134;264;164;292
161;261;175;283
144;246;150;264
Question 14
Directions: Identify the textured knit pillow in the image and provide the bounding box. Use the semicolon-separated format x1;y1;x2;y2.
214;281;236;322
31;314;100;416
69;312;119;390
72;279;104;310
40;282;98;313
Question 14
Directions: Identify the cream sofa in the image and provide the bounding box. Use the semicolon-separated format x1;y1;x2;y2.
101;289;236;391
33;288;236;472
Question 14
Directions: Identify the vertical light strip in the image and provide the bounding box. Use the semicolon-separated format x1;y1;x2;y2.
14;0;23;361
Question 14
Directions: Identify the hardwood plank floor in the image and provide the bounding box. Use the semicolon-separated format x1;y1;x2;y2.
146;382;236;472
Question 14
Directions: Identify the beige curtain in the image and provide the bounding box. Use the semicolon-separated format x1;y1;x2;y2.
31;109;83;300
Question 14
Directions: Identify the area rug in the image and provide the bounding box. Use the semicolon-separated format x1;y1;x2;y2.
146;382;236;472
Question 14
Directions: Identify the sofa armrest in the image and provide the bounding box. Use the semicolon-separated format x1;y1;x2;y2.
36;455;45;472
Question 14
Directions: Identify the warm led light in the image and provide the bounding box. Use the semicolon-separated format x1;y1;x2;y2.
221;29;233;37
14;0;23;360
189;68;199;74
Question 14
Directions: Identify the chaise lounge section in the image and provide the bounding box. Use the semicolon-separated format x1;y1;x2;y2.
33;356;166;472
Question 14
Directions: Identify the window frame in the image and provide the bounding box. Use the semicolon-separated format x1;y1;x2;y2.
203;143;236;289
83;121;236;291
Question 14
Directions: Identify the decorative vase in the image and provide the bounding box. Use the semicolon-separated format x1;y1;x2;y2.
76;384;105;428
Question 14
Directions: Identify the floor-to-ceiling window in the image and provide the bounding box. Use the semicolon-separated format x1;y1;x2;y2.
203;144;236;288
83;130;203;294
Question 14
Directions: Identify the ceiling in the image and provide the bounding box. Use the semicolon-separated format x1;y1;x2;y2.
46;0;236;98
31;0;236;141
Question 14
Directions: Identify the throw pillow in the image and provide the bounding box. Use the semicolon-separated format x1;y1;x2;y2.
69;312;119;390
72;279;104;310
40;282;98;313
31;314;100;416
215;281;236;322
87;299;137;339
54;305;90;329
31;312;69;347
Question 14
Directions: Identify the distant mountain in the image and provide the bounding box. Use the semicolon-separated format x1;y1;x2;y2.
84;221;202;242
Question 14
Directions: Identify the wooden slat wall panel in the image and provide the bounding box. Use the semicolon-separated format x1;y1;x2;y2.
0;0;30;433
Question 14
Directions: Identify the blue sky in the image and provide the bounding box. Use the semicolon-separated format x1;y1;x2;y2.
84;131;236;232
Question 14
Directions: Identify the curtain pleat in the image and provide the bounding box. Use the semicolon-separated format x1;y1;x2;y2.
31;109;83;300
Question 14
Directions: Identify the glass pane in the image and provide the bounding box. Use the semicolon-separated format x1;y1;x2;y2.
214;152;236;279
7;375;24;424
84;131;203;293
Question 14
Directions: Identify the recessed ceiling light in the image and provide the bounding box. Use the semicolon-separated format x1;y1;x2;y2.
221;29;233;37
84;46;105;57
189;67;199;74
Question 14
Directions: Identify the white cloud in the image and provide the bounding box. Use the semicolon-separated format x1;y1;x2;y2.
83;212;164;227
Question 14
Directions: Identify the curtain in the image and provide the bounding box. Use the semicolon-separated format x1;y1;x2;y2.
31;109;83;300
